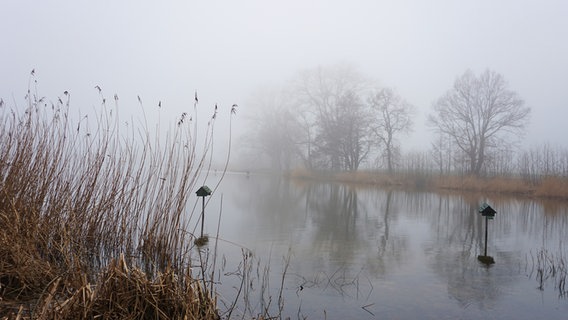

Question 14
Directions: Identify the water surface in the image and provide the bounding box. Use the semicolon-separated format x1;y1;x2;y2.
196;173;568;319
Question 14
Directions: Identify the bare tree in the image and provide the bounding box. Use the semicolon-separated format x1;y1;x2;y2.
431;132;454;175
292;64;372;171
244;86;302;171
315;90;371;171
517;144;568;182
428;69;530;176
369;88;414;173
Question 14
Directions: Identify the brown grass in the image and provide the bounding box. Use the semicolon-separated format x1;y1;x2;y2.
288;169;431;188
0;84;228;319
289;169;568;200
534;177;568;199
433;175;533;195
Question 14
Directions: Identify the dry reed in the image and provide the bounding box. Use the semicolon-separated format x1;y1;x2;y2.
526;249;568;297
0;77;232;319
289;169;568;200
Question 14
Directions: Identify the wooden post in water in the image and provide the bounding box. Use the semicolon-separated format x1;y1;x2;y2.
200;195;205;238
478;203;496;265
484;214;489;257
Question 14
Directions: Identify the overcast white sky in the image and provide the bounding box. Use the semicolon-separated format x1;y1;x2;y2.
2;0;567;152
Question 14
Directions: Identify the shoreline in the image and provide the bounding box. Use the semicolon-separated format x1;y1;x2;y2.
287;169;568;201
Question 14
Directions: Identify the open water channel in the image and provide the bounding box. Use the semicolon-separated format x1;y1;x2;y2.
193;173;568;319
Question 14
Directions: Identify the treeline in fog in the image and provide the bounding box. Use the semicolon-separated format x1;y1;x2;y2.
243;64;567;180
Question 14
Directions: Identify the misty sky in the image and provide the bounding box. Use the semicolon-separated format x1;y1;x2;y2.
2;0;567;151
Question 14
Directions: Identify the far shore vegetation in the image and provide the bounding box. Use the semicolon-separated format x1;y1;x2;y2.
287;169;568;201
245;65;567;202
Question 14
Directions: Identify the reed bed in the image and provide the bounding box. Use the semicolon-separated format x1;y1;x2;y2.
0;80;232;319
289;169;568;200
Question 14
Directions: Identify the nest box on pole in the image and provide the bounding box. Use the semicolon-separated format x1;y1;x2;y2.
196;186;212;240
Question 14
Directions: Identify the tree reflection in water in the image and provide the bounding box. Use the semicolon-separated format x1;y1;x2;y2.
210;174;568;318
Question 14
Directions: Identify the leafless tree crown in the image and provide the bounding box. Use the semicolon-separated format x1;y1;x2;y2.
429;69;530;175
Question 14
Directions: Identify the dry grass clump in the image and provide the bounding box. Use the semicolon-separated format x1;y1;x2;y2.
3;254;218;320
69;255;216;319
0;79;231;319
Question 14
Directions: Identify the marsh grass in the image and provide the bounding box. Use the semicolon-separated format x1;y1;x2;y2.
289;169;568;200
0;78;235;319
526;249;568;297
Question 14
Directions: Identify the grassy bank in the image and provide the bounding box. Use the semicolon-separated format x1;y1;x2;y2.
0;89;226;319
288;169;568;200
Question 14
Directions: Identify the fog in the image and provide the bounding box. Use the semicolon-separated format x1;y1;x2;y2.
2;0;567;167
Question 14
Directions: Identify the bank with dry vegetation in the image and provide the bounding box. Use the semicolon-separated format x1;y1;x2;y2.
289;169;568;200
0;85;234;319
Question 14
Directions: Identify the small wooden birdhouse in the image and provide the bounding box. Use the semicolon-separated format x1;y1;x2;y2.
196;186;212;197
479;203;496;217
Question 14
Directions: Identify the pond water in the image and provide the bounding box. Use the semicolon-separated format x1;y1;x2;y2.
194;173;568;319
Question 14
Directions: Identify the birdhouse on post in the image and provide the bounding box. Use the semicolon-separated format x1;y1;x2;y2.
196;186;212;244
479;203;496;219
196;186;212;197
478;203;497;264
